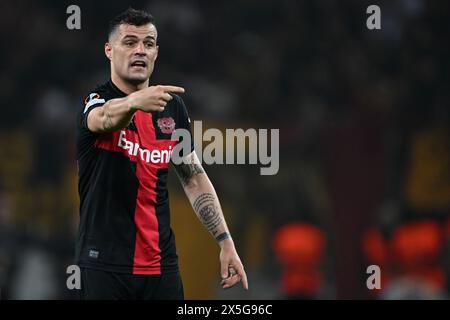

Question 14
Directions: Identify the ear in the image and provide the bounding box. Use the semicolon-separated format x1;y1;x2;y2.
105;42;112;60
155;45;159;60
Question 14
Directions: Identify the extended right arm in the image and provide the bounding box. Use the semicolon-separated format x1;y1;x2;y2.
87;85;185;134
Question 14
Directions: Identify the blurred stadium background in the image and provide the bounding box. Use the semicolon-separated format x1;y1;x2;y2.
0;0;449;299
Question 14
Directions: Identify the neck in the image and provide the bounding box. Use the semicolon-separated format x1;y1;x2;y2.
111;72;149;95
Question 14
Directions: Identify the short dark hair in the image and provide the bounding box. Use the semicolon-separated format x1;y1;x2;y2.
109;8;156;39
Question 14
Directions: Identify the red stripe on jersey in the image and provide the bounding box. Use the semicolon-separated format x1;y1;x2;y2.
132;161;161;274
131;111;159;274
133;111;178;275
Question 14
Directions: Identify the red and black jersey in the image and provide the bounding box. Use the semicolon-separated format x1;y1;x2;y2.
75;79;193;275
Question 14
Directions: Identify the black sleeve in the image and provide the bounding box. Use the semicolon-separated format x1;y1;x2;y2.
77;91;107;132
76;91;107;160
173;94;195;153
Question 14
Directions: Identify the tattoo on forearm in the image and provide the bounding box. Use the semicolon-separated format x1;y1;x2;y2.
174;161;205;187
215;231;230;242
104;104;114;130
193;193;222;236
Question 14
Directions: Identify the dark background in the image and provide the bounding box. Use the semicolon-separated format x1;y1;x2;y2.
0;0;448;299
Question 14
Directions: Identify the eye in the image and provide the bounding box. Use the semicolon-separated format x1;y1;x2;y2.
124;41;135;47
145;42;154;48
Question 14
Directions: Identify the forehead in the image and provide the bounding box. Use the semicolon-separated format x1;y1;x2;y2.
116;23;157;39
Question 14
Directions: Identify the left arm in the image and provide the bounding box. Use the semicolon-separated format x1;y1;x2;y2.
172;151;248;290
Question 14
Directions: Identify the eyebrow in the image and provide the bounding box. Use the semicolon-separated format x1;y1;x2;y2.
122;35;156;41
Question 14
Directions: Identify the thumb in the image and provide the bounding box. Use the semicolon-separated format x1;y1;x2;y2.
221;262;229;279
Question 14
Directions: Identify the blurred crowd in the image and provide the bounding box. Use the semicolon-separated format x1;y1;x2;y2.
0;0;448;299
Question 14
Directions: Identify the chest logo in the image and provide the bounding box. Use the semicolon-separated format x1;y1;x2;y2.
157;117;176;134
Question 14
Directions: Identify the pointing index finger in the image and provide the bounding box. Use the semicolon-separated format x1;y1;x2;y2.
159;85;185;94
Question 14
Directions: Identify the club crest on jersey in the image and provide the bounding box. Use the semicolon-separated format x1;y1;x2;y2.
157;117;176;134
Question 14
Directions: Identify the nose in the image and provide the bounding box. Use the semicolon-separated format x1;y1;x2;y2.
134;41;146;56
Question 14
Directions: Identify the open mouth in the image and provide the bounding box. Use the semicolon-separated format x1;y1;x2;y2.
130;60;147;69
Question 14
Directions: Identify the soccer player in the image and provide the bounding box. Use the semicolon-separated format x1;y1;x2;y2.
75;8;248;299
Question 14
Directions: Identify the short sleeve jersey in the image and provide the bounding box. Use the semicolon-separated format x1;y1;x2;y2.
75;79;193;274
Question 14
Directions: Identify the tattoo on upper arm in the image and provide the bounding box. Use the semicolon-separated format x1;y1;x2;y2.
193;193;222;236
173;154;205;187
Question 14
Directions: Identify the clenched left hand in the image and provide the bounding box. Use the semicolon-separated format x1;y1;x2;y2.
219;239;248;290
